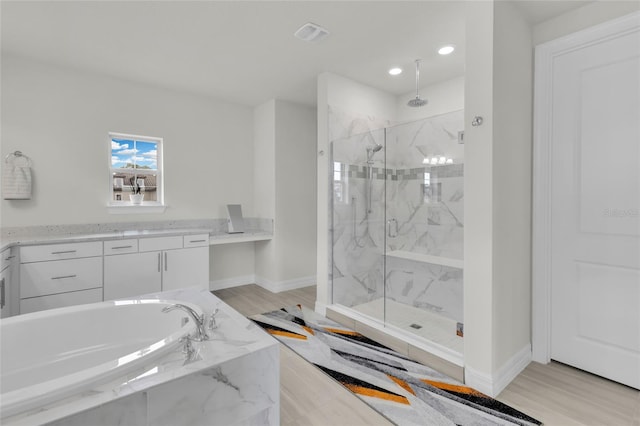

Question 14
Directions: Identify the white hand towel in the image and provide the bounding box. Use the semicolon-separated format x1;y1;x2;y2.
2;164;32;200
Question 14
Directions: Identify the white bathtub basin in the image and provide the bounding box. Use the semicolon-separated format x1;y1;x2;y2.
0;299;199;419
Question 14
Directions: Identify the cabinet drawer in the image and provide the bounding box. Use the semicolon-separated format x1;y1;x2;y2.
20;241;103;263
20;288;103;315
138;236;183;252
183;234;210;248
20;257;103;298
104;239;138;255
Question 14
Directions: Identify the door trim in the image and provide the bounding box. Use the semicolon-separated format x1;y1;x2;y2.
532;11;640;364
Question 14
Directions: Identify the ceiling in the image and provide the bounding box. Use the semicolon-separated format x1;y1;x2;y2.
1;1;591;107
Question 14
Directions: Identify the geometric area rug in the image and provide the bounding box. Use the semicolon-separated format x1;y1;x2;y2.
250;305;543;426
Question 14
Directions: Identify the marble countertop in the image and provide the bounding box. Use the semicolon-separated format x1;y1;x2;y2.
4;288;279;425
0;219;274;251
0;228;212;250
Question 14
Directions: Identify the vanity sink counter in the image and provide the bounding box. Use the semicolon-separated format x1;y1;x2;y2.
0;218;274;252
0;229;212;251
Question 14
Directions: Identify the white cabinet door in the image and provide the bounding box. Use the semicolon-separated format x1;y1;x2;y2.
162;247;209;292
104;252;162;300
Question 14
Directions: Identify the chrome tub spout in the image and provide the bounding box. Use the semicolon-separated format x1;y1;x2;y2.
162;303;208;341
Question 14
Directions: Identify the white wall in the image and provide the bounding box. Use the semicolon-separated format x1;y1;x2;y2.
1;54;255;225
324;73;398;121
254;100;277;282
1;54;256;282
463;0;534;396
463;0;496;385
255;99;317;288
274;100;317;282
533;1;640;45
491;0;533;377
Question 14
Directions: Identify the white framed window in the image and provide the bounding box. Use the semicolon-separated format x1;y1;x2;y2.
108;132;164;212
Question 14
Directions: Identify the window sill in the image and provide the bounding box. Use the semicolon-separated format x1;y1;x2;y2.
107;203;166;214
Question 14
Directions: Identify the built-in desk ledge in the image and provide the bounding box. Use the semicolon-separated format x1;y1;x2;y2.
385;251;463;269
209;230;273;245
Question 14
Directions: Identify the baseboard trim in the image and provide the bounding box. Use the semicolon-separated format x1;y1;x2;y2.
465;343;531;397
315;301;328;316
209;275;256;291
255;275;316;293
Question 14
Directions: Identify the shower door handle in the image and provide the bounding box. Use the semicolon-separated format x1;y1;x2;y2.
387;219;398;238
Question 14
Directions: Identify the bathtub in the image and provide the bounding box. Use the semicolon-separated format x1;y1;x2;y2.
0;299;199;419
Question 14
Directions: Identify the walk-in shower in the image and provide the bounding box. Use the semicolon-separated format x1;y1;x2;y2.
330;110;464;363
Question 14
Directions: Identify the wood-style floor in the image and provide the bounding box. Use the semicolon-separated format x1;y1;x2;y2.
214;285;640;426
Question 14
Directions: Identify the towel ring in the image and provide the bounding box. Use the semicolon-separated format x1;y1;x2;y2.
4;151;31;166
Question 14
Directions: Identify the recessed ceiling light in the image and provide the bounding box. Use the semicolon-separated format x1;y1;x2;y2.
388;67;402;76
438;45;455;55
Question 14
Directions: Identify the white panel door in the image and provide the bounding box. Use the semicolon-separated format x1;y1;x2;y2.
550;24;640;389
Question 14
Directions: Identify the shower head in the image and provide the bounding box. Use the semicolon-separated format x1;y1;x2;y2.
407;59;428;108
366;144;383;163
408;96;427;108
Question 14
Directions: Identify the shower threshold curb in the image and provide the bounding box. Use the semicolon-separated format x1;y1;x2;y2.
326;304;464;382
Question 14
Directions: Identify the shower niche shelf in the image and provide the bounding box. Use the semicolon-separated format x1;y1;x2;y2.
385;251;463;269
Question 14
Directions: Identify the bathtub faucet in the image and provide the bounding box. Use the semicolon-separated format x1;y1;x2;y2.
162;304;209;341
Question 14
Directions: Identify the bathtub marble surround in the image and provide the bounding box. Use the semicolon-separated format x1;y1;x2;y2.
2;289;280;425
0;217;273;249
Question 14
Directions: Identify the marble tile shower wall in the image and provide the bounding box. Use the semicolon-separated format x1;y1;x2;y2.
329;106;392;308
331;108;464;324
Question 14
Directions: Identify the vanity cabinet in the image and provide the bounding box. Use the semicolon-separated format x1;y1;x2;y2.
104;234;209;300
19;241;103;314
14;232;210;314
104;251;162;300
0;246;17;318
162;246;209;291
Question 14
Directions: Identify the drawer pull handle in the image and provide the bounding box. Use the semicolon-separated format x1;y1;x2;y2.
164;252;168;271
51;274;77;280
189;239;207;243
158;253;161;272
1;277;5;309
4;255;15;260
111;245;133;250
51;250;77;255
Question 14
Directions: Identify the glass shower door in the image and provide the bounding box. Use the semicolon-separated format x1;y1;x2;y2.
330;128;387;323
383;113;465;356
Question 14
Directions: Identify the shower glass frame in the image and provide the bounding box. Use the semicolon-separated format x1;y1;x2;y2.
330;111;465;357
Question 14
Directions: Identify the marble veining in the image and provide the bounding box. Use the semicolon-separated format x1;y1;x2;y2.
2;289;279;425
330;107;464;344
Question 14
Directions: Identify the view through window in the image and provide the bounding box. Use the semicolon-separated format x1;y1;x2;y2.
109;133;163;205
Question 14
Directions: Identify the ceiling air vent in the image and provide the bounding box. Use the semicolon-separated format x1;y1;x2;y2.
294;22;330;42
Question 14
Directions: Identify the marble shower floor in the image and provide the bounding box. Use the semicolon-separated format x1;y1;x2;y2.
352;298;464;355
